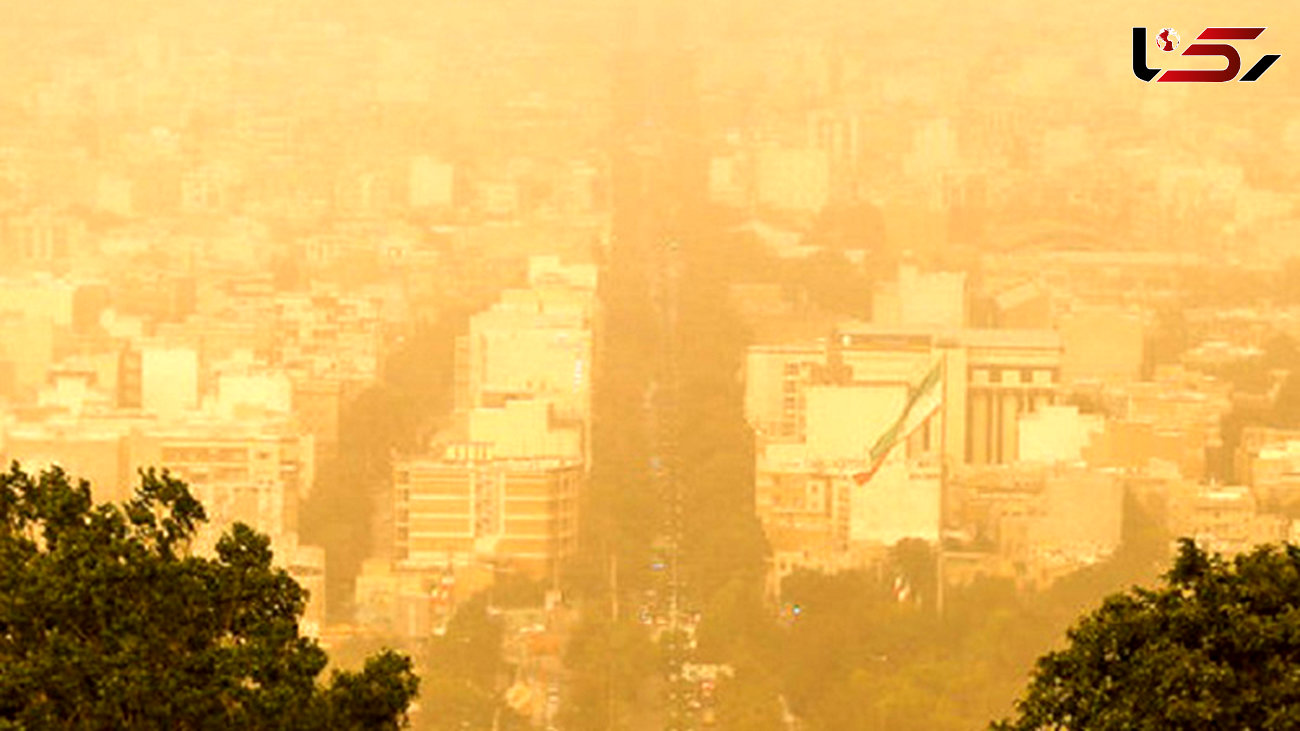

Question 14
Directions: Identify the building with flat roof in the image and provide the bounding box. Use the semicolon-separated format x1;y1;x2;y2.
744;342;832;442
872;264;967;329
3;408;324;627
1237;431;1300;514
1167;483;1289;558
948;464;1124;589
393;449;581;581
3;417;140;504
1058;307;1144;385
1082;366;1231;481
457;257;595;427
747;324;1064;466
745;323;1065;588
132;416;315;561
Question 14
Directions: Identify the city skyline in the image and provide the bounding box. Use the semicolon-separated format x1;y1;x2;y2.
2;1;1300;729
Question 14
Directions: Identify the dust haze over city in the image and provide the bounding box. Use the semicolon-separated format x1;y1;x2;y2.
3;0;1300;728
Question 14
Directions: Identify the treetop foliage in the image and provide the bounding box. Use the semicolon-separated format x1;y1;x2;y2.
996;538;1300;730
0;464;417;730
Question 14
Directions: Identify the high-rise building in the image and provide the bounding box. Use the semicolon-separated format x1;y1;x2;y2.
745;324;1064;586
393;450;581;580
132;418;315;560
460;257;595;426
139;344;199;418
746;325;1064;467
742;343;825;442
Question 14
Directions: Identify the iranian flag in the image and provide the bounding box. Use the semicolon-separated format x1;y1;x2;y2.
893;575;913;603
852;360;944;486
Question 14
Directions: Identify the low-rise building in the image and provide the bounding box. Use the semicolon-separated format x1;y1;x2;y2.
1167;483;1290;557
948;464;1124;589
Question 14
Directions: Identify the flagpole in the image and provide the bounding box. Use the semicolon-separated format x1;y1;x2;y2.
936;348;948;617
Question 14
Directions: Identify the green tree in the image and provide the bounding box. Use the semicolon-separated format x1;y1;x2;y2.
559;613;659;730
714;662;784;731
302;306;471;621
694;577;778;665
995;539;1300;730
804;201;887;255
784;249;872;319
890;538;937;609
0;465;417;730
417;594;504;731
1142;305;1188;378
